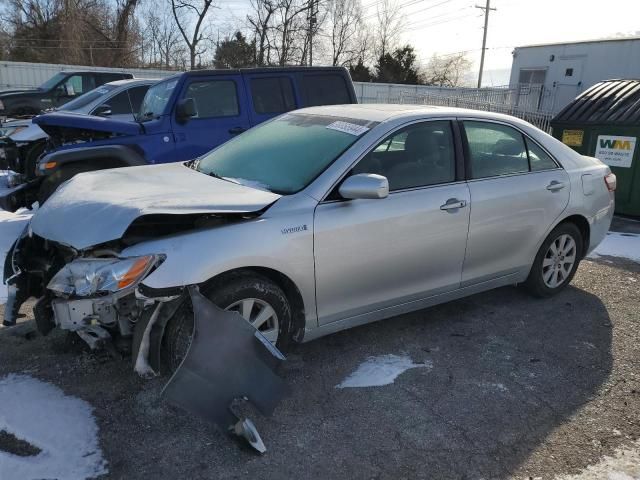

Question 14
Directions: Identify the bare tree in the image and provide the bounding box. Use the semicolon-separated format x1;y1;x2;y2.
247;0;276;66
143;2;183;67
326;0;362;66
171;0;215;69
423;52;472;87
375;0;403;59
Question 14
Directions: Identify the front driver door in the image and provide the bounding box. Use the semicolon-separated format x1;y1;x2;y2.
314;120;471;325
170;74;250;162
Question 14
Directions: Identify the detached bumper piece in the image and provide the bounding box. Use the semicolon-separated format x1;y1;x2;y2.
162;286;287;453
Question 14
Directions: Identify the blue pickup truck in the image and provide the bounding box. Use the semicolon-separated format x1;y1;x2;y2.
1;66;357;210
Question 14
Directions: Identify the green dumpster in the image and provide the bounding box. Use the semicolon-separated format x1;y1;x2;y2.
551;79;640;216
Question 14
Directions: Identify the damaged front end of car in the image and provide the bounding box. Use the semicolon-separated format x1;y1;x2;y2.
3;212;287;452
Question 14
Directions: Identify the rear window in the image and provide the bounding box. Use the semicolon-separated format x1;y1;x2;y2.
302;74;351;106
59;84;116;111
251;77;296;114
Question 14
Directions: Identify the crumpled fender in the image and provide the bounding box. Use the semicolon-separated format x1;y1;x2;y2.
162;286;287;431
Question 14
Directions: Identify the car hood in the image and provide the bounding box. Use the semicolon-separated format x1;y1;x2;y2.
0;88;38;97
33;111;142;136
30;162;282;250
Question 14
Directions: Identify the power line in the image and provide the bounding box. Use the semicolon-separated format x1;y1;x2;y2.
475;0;496;87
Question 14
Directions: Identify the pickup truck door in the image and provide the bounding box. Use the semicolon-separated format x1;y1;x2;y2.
170;74;251;162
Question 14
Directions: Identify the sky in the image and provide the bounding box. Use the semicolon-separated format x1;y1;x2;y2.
215;0;640;86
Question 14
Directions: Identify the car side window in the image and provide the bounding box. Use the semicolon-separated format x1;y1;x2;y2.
353;121;456;191
105;91;132;114
127;86;150;113
526;138;558;171
463;121;529;179
184;80;239;118
251;77;296;114
302;74;351;106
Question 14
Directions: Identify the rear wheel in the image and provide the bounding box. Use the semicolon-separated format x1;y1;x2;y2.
524;222;583;298
161;272;293;374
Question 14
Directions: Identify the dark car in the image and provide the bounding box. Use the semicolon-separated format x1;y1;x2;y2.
0;70;134;119
1;66;358;210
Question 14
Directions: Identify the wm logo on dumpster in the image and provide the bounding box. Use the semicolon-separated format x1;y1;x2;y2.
599;138;633;150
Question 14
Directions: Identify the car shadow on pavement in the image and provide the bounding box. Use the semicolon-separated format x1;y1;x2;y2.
266;284;613;479
0;283;614;480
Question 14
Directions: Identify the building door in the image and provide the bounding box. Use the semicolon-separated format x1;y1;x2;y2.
554;56;586;112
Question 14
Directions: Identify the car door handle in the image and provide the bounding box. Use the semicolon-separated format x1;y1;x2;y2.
228;127;246;135
440;198;467;211
546;180;566;192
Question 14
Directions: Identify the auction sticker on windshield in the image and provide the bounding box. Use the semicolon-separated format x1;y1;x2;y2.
326;121;370;136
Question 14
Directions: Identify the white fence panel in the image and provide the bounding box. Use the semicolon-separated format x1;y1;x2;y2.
0;61;176;89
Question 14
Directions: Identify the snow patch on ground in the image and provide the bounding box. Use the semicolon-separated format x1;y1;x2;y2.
0;374;108;480
0;209;32;304
589;232;640;263
555;438;640;479
336;354;431;388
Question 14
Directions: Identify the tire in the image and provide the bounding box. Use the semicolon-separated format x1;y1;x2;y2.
161;272;293;374
524;222;584;298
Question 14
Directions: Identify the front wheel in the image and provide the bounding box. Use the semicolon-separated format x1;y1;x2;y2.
161;272;293;374
524;222;584;298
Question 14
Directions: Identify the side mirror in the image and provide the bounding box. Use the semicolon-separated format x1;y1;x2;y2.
94;104;112;117
176;98;196;123
339;174;389;200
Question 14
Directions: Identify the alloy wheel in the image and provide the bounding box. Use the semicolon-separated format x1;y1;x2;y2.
225;298;280;343
542;233;577;288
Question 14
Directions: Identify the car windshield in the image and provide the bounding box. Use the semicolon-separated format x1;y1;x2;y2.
38;73;67;91
59;85;117;112
193;113;376;194
138;79;178;121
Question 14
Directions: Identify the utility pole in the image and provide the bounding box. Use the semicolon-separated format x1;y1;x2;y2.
309;0;316;66
475;0;496;88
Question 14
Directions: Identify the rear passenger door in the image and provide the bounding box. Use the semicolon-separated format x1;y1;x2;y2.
460;120;570;286
245;75;298;126
170;74;250;161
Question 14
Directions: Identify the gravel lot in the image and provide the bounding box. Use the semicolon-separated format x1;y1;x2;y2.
0;237;639;479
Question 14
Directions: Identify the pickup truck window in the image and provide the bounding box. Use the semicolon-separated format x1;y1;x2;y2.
194;113;374;194
184;80;239;118
303;75;351;106
251;77;296;114
139;79;177;121
39;73;67;90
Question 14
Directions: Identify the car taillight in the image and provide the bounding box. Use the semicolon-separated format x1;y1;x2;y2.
604;173;617;192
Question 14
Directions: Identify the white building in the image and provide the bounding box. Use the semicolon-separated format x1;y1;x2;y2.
509;37;640;114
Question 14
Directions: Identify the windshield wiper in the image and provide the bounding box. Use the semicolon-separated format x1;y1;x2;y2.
208;171;241;185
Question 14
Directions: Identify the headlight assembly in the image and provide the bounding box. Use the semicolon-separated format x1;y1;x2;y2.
47;255;163;296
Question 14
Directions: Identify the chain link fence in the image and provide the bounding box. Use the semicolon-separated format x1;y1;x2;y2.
354;82;555;133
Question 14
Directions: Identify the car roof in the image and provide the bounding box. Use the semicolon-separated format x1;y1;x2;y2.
106;78;158;87
294;104;522;124
180;66;349;78
60;70;132;75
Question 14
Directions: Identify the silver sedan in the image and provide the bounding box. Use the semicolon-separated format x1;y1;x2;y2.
7;104;615;372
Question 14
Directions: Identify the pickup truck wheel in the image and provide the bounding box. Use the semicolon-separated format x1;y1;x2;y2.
37;164;94;204
161;273;293;374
